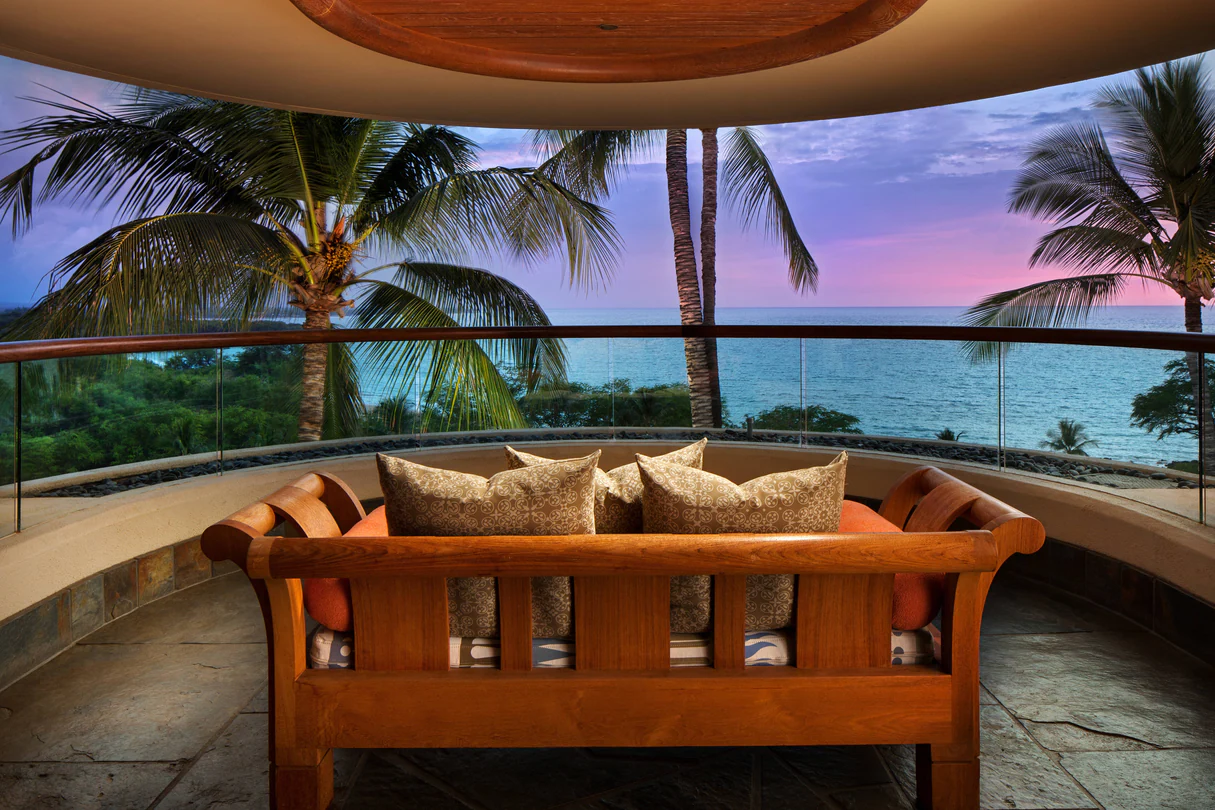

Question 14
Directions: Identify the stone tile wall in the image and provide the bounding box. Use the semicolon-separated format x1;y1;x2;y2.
0;537;225;691
1003;537;1215;666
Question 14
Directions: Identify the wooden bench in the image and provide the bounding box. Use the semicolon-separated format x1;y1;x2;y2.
202;464;1044;810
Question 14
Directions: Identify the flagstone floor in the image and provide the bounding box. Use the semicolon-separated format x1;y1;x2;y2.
1;570;1213;810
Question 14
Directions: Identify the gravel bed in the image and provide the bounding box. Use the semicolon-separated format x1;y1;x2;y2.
34;430;1197;497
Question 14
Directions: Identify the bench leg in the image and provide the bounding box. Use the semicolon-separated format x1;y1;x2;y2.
272;748;334;810
916;745;979;810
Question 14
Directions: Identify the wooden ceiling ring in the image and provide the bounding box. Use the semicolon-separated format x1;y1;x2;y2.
289;0;929;83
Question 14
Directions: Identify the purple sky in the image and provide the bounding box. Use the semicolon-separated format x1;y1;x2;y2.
1;53;1211;312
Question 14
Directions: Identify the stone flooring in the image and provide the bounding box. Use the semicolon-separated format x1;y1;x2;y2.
1;571;1213;810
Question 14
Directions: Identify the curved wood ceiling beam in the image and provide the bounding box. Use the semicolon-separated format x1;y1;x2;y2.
289;0;928;83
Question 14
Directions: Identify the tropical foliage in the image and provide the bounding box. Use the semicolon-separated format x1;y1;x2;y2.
750;404;863;434
532;128;817;428
935;428;965;441
963;58;1215;462
0;89;619;438
1040;418;1099;456
1131;358;1215;440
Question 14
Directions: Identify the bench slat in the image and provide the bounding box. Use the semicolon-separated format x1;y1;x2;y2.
713;575;747;669
350;577;449;671
796;573;894;669
575;576;670;670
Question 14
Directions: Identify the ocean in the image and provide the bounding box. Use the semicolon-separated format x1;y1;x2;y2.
534;306;1200;466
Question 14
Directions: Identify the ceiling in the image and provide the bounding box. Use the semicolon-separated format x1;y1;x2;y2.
1;0;1213;128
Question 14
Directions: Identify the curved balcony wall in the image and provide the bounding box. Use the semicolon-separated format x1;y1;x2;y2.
1;325;1214;683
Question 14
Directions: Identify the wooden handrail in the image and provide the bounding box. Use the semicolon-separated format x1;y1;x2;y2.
237;530;1000;579
2;324;1214;363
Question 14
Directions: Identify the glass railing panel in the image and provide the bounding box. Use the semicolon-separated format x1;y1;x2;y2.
797;338;1000;466
15;352;221;530
1003;344;1201;523
0;362;15;537
717;336;801;437
605;337;695;431
218;343;311;457
509;337;613;435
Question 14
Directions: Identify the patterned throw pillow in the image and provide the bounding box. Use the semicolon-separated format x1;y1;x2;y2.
377;452;600;638
638;452;847;633
504;438;707;534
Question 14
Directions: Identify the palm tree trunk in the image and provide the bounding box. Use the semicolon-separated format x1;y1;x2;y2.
298;308;330;441
700;128;723;428
665;129;714;429
1183;297;1215;473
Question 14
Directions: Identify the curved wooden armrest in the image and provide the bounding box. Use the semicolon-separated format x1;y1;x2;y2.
241;530;999;580
880;466;1045;563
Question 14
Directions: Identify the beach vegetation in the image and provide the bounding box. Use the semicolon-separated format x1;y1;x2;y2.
1131;357;1215;440
1040;418;1099;456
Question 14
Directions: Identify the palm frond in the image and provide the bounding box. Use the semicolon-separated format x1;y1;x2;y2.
2;213;292;339
355;264;565;386
353;124;481;231
351;280;533;431
959;273;1143;361
721;127;818;292
530;129;661;200
1029;224;1159;274
370;167;620;291
0;91;286;234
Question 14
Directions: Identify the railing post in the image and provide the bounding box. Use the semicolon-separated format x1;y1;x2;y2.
216;347;225;476
608;336;616;439
1200;351;1206;525
799;337;807;447
13;360;21;532
996;342;1005;471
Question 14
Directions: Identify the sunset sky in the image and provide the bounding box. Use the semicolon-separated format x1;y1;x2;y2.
1;52;1210;313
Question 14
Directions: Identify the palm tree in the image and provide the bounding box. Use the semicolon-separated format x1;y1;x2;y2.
1041;418;1099;456
936;428;965;441
534;128;817;428
0;89;619;439
963;58;1215;462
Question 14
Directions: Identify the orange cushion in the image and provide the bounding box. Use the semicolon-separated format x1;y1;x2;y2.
303;501;943;633
301;506;386;632
841;500;945;631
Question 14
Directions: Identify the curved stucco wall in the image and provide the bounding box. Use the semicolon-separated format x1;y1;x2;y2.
2;440;1213;623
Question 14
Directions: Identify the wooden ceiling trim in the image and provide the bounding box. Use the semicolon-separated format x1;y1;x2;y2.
287;0;929;83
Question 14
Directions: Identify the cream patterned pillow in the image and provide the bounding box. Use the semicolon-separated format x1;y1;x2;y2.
638;452;847;634
504;438;707;534
376;452;600;638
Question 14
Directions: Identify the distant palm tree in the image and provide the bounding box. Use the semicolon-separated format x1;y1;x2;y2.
1041;419;1099;455
0;89;618;439
935;428;965;441
533;128;816;428
963;58;1215;462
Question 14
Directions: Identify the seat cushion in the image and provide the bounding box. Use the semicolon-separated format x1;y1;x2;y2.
840;500;946;631
504;439;707;534
307;625;939;670
638;452;847;634
377;452;600;638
